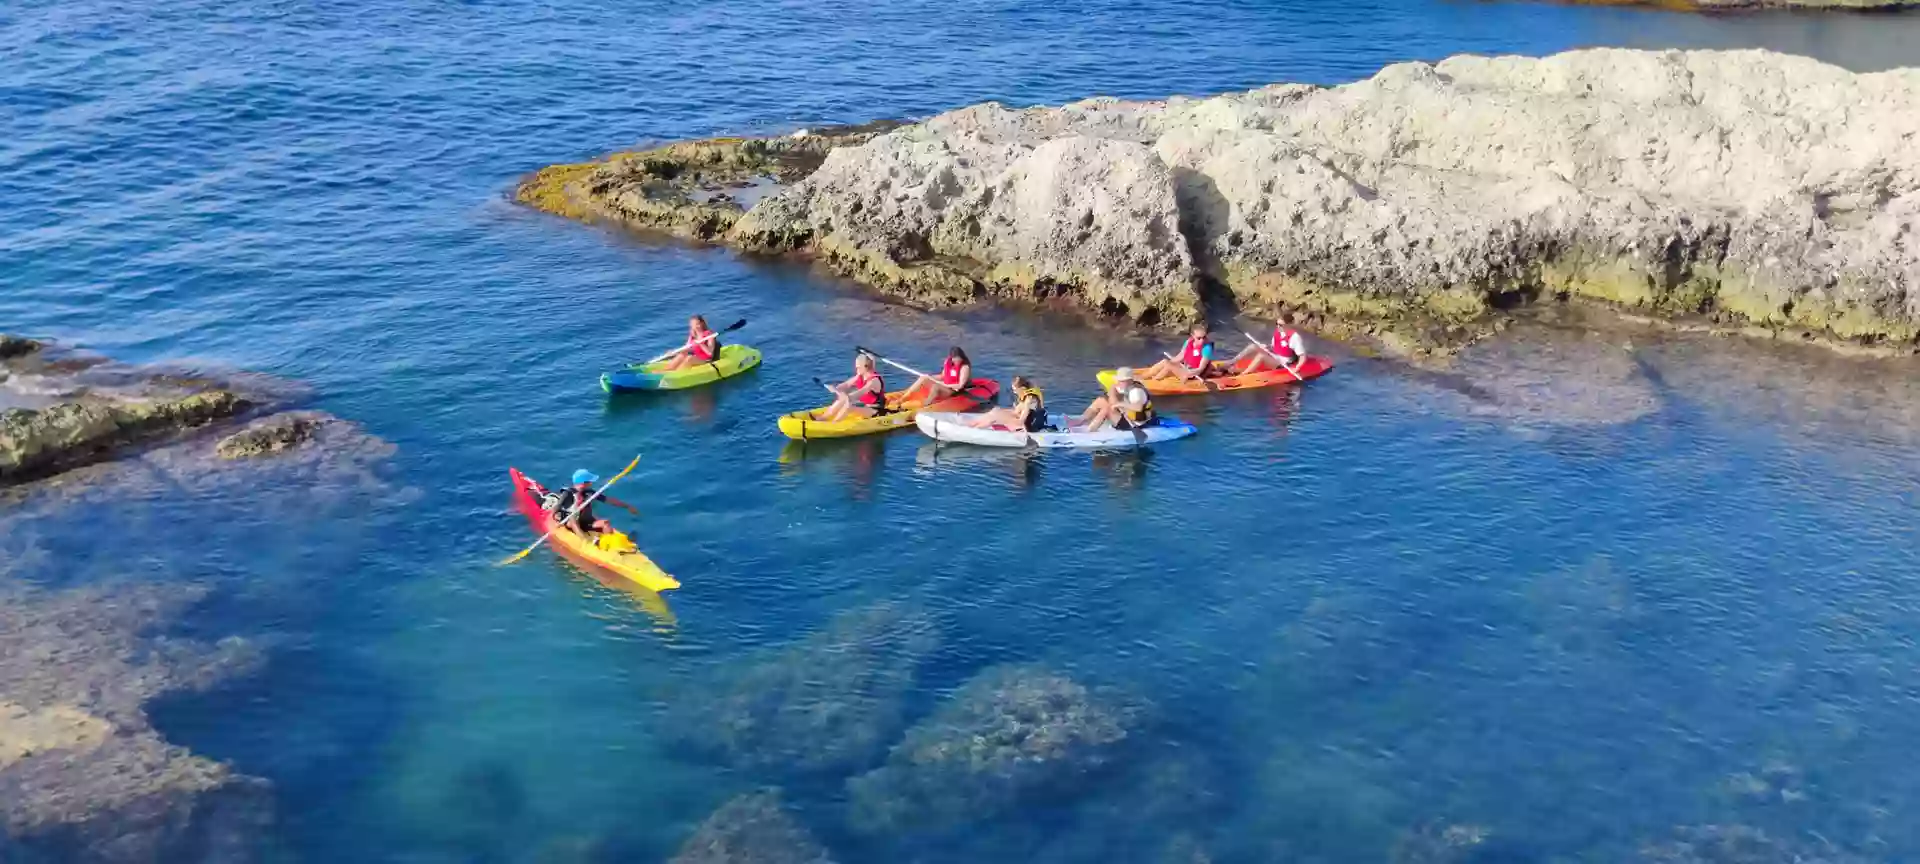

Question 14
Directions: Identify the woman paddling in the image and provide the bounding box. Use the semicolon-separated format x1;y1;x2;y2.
1070;367;1154;431
900;346;972;407
966;376;1048;432
1143;323;1218;380
1228;316;1306;374
659;315;721;371
820;353;887;422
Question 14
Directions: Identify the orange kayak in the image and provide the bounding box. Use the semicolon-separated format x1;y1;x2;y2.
1097;355;1334;395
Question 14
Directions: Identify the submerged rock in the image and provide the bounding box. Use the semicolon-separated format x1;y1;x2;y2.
668;789;837;864
664;601;940;776
214;411;333;459
846;664;1139;836
0;335;40;361
526;49;1920;357
0;581;273;862
1639;824;1872;863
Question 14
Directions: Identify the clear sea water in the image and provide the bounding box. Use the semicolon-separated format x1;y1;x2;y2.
4;1;1919;861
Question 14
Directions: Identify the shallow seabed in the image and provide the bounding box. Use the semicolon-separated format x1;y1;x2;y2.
3;0;1919;861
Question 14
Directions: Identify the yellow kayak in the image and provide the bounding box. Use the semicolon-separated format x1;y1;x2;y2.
777;378;1000;440
601;344;762;392
509;468;680;592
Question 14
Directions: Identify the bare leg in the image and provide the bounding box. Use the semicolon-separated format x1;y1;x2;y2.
967;407;1020;429
1074;395;1110;428
821;393;853;422
901;375;933;404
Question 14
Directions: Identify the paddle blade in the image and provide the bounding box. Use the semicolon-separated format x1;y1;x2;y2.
722;318;747;333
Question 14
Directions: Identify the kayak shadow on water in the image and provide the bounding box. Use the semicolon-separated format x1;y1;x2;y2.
776;435;888;500
601;382;732;428
913;440;1043;490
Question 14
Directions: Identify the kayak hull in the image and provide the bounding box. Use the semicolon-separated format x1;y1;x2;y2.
602;344;762;392
508;468;680;592
777;378;1000;440
1096;354;1333;395
914;411;1197;449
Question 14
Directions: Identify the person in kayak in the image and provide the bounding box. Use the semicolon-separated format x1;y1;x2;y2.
659;315;721;371
900;346;972;407
821;352;887;422
1229;315;1307;374
1070;367;1154;431
965;376;1049;432
552;469;639;540
1143;323;1218;380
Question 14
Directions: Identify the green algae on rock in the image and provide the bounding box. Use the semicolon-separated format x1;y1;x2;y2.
846;664;1140;836
214;411;333;459
0;580;273;863
668;789;838;864
518;49;1920;358
662;601;940;777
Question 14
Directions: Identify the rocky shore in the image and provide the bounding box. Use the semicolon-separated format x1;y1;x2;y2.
1;336;352;489
519;48;1920;360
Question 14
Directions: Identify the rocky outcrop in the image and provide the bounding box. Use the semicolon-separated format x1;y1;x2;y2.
668;790;837;864
663;601;940;776
214;411;333;459
0;581;273;863
522;49;1920;357
846;664;1139;836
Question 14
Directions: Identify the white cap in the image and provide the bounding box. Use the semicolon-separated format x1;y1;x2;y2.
1114;366;1135;381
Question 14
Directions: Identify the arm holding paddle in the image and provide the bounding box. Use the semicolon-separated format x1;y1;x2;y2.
1238;331;1306;382
648;317;747;368
500;455;642;566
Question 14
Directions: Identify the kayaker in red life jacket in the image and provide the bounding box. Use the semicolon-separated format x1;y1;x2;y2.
900;346;972;407
821;352;887;422
659;315;721;371
554;469;639;539
1143;323;1218;380
1229;316;1308;374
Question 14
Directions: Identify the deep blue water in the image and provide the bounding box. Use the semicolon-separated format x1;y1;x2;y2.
4;1;1920;861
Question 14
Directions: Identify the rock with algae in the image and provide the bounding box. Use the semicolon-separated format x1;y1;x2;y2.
668;789;838;864
664;601;941;776
214;410;333;459
1639;824;1873;863
0;580;273;863
846;663;1140;836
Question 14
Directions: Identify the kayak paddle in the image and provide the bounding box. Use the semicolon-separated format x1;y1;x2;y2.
499;454;642;566
642;318;748;365
1241;331;1306;382
854;346;930;380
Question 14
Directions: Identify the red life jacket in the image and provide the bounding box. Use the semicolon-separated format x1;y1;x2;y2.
940;356;966;387
1179;337;1210;370
856;371;884;406
689;329;717;361
1270;327;1299;361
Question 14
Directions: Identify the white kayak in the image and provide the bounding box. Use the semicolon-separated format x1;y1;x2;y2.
914;412;1197;449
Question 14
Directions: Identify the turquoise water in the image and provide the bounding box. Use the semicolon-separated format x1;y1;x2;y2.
5;1;1920;861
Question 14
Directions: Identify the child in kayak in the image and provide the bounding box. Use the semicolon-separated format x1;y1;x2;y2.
1143;323;1218;380
551;469;639;540
1228;316;1307;374
966;376;1048;432
659;315;721;371
900;346;972;407
1069;367;1154;431
821;353;887;422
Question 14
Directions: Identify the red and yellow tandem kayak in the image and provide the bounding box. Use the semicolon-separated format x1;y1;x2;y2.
1096;355;1333;395
508;468;680;592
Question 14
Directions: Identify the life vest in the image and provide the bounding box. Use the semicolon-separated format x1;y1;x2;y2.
940;356;966;387
1179;336;1211;371
689;328;718;361
1014;386;1047;432
1119;381;1154;424
856;371;885;407
1270;327;1300;361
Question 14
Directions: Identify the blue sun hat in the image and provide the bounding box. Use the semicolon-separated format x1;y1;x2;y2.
571;469;598;485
